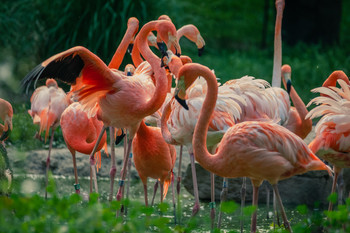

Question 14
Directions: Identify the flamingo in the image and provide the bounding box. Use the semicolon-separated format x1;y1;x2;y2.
161;51;245;222
60;102;107;194
176;24;206;57
306;70;350;211
133;120;176;207
27;79;70;198
0;98;13;143
0;98;13;195
174;62;332;232
21;20;180;201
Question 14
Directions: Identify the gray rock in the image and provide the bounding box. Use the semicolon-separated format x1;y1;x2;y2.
183;162;345;208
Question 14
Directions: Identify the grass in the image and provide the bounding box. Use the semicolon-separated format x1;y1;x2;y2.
1;174;350;232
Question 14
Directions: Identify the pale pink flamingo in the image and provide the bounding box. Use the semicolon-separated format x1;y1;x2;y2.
21;20;180;202
161;51;245;222
60;102;107;194
306;70;350;211
28;79;70;198
175;62;332;232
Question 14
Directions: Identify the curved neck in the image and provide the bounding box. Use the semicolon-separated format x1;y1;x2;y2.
185;64;219;169
322;71;350;88
271;0;284;87
282;78;312;137
131;39;144;67
108;21;138;69
160;99;180;145
137;21;168;115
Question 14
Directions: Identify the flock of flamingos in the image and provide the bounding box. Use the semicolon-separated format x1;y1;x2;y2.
0;0;349;232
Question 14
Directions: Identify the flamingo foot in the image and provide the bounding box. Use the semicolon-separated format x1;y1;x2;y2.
74;183;80;194
192;202;200;216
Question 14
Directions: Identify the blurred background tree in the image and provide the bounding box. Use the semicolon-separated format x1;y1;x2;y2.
0;0;349;147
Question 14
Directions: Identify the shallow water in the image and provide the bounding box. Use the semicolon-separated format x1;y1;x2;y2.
12;173;309;232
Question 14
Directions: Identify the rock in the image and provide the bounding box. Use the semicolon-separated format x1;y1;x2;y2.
183;162;344;208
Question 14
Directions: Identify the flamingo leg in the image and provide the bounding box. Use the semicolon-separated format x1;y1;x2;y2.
89;166;93;193
266;184;270;219
338;169;344;206
250;184;259;233
217;177;228;229
210;172;216;230
71;151;80;194
108;127;116;201
329;167;340;211
240;177;247;233
171;174;177;224
144;184;148;206
89;125;107;194
273;191;281;228
189;152;200;216
116;138;133;201
126;152;133;200
272;184;292;233
151;180;159;206
45;127;55;199
176;145;183;223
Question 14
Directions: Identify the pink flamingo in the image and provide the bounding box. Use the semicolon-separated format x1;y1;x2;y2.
0;98;13;143
21;20;180;201
0;98;13;195
174;62;332;232
306;70;350;211
28;79;70;198
60;102;107;194
133;120;176;207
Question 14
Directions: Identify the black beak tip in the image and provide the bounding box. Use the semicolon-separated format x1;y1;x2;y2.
175;94;189;110
0;129;11;141
198;46;205;57
127;44;134;54
127;71;132;76
115;129;126;145
286;79;292;94
157;42;166;53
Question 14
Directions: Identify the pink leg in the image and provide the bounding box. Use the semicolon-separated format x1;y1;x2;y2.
329;167;340;211
144;184;148;206
108;127;116;201
272;184;292;232
151;180;159;206
89;125;107;194
250;184;259;233
116;138;133;201
190;152;200;216
176;145;183;197
71;151;80;194
210;173;216;230
241;177;247;233
45;128;55;199
217;178;228;229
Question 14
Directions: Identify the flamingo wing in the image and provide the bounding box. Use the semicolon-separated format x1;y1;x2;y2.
21;46;116;93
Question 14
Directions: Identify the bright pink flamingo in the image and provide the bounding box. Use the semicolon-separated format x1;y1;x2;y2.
174;62;332;232
133;120;176;206
176;24;206;56
28;79;70;198
306;70;350;211
60;102;107;194
0;98;13;143
21;20;180;201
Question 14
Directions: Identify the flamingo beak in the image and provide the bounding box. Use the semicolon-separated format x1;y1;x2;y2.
157;42;167;54
127;43;134;55
198;46;205;57
283;72;292;94
175;93;189;110
115;129;126;145
0;128;11;141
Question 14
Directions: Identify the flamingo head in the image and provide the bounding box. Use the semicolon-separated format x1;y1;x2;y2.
161;50;183;78
196;34;206;57
124;64;135;76
281;64;292;94
156;20;180;57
